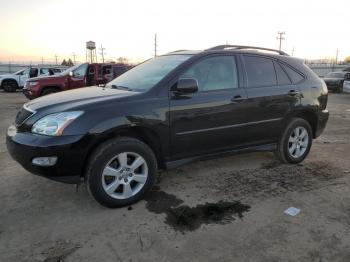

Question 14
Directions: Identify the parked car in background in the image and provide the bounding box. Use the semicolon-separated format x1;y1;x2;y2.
7;45;329;207
323;71;347;93
22;63;131;99
0;66;65;92
343;72;350;93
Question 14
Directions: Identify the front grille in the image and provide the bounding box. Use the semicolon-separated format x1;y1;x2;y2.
15;107;34;126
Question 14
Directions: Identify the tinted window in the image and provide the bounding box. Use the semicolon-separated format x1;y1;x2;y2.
113;66;128;76
274;62;292;85
280;63;304;83
180;56;238;91
244;56;277;88
100;65;110;75
29;68;38;78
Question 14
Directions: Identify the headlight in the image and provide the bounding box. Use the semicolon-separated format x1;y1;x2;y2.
32;111;83;136
28;81;38;86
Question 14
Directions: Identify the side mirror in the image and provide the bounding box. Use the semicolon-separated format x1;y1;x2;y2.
175;78;198;94
69;71;73;77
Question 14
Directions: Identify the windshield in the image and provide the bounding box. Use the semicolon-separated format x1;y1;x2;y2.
14;69;26;75
59;63;87;76
107;54;192;91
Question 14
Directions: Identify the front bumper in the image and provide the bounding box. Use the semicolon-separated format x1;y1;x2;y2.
315;109;329;138
6;132;89;184
22;88;36;100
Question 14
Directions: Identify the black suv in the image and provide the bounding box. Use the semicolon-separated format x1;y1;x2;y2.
7;45;329;208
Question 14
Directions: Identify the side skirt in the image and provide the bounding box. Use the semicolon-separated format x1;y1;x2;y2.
165;143;277;170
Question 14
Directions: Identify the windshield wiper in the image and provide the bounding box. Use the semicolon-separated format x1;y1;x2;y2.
111;84;133;91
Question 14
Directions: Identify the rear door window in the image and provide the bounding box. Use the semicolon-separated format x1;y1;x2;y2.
274;62;292;85
243;56;277;88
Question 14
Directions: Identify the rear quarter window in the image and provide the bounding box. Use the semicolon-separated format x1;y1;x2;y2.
280;63;305;84
274;61;292;85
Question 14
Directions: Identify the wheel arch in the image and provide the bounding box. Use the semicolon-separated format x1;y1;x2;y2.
293;109;318;138
40;85;62;95
83;125;165;177
1;78;18;86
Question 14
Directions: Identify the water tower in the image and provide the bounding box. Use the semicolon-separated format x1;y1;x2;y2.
86;41;97;63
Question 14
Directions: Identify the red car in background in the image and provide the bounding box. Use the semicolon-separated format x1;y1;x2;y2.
22;63;131;99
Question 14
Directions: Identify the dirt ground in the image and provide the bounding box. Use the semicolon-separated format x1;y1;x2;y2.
0;91;350;262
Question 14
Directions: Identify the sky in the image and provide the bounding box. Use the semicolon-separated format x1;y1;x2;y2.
0;0;349;64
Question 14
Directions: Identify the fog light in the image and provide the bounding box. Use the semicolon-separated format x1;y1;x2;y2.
7;125;17;137
32;157;57;166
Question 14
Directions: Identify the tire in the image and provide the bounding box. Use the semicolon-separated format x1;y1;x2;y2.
41;87;59;96
2;80;18;92
86;137;157;208
275;118;313;164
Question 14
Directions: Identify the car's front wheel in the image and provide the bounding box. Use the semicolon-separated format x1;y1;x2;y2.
2;80;18;92
86;137;157;208
275;118;313;164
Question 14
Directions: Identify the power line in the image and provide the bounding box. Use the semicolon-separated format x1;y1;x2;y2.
277;31;285;51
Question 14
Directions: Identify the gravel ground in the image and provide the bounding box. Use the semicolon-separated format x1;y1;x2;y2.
0;91;350;262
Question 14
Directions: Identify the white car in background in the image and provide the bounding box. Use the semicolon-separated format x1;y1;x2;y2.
343;72;350;93
0;66;65;92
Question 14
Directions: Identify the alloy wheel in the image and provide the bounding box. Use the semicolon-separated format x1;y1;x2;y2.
101;152;148;199
288;126;309;158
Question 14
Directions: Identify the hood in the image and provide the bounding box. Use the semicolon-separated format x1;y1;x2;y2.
0;74;17;78
25;86;138;111
28;74;62;82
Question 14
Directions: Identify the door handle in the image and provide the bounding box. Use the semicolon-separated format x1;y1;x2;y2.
288;90;300;96
231;95;245;102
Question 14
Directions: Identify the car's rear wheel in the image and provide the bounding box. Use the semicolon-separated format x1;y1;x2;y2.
2;80;18;92
275;118;313;164
86;137;157;208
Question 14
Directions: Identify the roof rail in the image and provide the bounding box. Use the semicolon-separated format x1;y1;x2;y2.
166;49;189;54
205;45;289;56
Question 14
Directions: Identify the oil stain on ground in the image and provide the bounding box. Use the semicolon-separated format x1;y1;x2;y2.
144;186;250;232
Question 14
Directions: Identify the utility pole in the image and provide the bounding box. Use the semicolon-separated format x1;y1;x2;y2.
72;53;76;65
335;48;339;64
41;57;44;65
54;54;58;65
99;45;106;63
277;31;285;51
154;34;157;57
291;47;295;56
